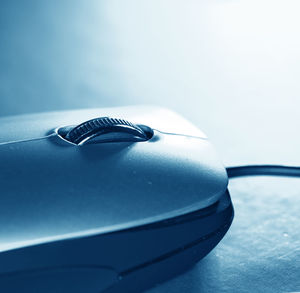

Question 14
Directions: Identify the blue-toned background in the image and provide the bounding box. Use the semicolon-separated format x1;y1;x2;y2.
1;1;300;292
1;0;300;167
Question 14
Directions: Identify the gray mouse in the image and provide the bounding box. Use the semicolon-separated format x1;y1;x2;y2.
0;106;233;292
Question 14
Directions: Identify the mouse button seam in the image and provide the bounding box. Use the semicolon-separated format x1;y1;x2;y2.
152;129;208;140
0;133;56;147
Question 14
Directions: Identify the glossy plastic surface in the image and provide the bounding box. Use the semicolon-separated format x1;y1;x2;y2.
0;106;228;251
0;106;232;292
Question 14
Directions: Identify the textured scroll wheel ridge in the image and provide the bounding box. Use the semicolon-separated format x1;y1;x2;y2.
66;117;145;142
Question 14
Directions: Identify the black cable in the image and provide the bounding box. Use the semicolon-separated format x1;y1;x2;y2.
226;165;300;179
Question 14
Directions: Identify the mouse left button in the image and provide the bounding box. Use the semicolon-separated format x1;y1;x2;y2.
0;267;118;293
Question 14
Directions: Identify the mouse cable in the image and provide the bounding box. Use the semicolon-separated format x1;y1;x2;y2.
226;165;300;179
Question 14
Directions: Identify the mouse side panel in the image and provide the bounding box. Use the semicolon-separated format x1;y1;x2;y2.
104;191;234;293
104;223;232;293
0;191;233;292
0;267;118;293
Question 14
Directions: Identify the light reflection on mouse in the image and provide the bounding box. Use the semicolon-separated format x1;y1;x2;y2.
0;106;233;293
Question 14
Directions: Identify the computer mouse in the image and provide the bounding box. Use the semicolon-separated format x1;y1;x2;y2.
0;106;233;293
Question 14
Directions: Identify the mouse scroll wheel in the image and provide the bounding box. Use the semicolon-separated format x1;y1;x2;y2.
58;117;153;145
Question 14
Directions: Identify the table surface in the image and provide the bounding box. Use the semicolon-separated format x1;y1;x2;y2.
0;1;300;292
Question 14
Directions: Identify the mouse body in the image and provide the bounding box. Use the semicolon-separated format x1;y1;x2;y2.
0;106;233;292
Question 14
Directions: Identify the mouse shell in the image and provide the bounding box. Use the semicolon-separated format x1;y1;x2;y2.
0;106;233;293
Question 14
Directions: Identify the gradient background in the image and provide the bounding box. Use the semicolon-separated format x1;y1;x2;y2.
1;1;300;292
